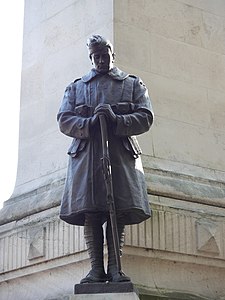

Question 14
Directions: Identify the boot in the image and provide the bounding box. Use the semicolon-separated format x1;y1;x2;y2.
106;219;131;282
80;213;107;284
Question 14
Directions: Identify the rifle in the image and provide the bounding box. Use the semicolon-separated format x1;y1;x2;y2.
99;114;122;275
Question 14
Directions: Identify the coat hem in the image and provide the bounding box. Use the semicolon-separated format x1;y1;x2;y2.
60;207;151;226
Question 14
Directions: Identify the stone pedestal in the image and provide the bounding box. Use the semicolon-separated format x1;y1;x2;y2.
72;282;139;300
73;282;139;300
74;282;135;294
69;293;139;300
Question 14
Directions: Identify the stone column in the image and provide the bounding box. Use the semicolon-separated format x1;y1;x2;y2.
0;0;113;224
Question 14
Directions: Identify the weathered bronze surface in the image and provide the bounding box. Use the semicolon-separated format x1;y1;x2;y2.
57;35;154;285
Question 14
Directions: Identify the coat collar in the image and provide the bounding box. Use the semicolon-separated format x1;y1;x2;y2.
81;67;129;82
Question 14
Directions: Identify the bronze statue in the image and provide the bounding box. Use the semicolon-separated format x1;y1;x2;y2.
57;35;154;284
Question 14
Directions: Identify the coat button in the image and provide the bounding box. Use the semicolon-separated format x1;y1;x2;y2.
125;118;131;126
77;121;83;129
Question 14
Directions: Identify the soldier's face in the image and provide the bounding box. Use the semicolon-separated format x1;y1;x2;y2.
91;47;114;74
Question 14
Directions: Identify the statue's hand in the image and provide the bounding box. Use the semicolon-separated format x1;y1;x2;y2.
90;114;99;126
94;104;117;123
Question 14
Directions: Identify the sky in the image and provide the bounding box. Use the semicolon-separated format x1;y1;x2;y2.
0;1;24;209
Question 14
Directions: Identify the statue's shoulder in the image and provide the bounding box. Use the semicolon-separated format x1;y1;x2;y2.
127;75;147;90
65;78;82;90
130;74;145;84
128;74;137;79
64;78;81;93
128;74;144;83
73;77;82;83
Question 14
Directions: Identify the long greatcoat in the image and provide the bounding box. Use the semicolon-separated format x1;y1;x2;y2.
57;67;154;226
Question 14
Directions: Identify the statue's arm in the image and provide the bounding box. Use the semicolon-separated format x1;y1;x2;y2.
57;83;91;139
114;77;154;136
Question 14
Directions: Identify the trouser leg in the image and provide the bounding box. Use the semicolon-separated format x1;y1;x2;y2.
80;213;107;284
106;216;131;282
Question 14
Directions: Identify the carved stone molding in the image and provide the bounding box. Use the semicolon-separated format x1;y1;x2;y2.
196;221;220;255
1;156;225;226
28;226;46;260
1;196;225;278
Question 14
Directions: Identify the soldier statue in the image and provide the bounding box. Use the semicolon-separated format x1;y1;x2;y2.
57;34;154;284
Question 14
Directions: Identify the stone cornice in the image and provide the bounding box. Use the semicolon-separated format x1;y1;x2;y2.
0;155;224;225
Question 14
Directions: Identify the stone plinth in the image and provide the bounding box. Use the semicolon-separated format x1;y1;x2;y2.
74;282;136;294
69;293;139;300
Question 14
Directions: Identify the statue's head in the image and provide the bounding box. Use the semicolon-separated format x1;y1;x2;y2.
87;35;115;74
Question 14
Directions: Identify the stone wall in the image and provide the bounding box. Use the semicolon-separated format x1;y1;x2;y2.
14;0;113;198
114;0;225;207
0;0;225;299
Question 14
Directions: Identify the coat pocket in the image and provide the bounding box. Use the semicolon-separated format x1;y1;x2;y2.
67;138;87;158
122;136;142;159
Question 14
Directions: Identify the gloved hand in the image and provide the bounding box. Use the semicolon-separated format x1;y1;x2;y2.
94;104;117;123
90;113;99;126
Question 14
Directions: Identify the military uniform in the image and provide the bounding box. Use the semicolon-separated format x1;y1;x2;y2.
57;67;153;226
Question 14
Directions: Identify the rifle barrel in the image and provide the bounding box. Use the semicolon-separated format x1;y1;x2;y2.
99;114;122;273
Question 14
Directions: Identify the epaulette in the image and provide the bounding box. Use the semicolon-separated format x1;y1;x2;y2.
73;77;81;83
129;74;137;79
129;75;146;87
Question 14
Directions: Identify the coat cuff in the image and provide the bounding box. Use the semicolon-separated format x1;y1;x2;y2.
114;115;133;136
